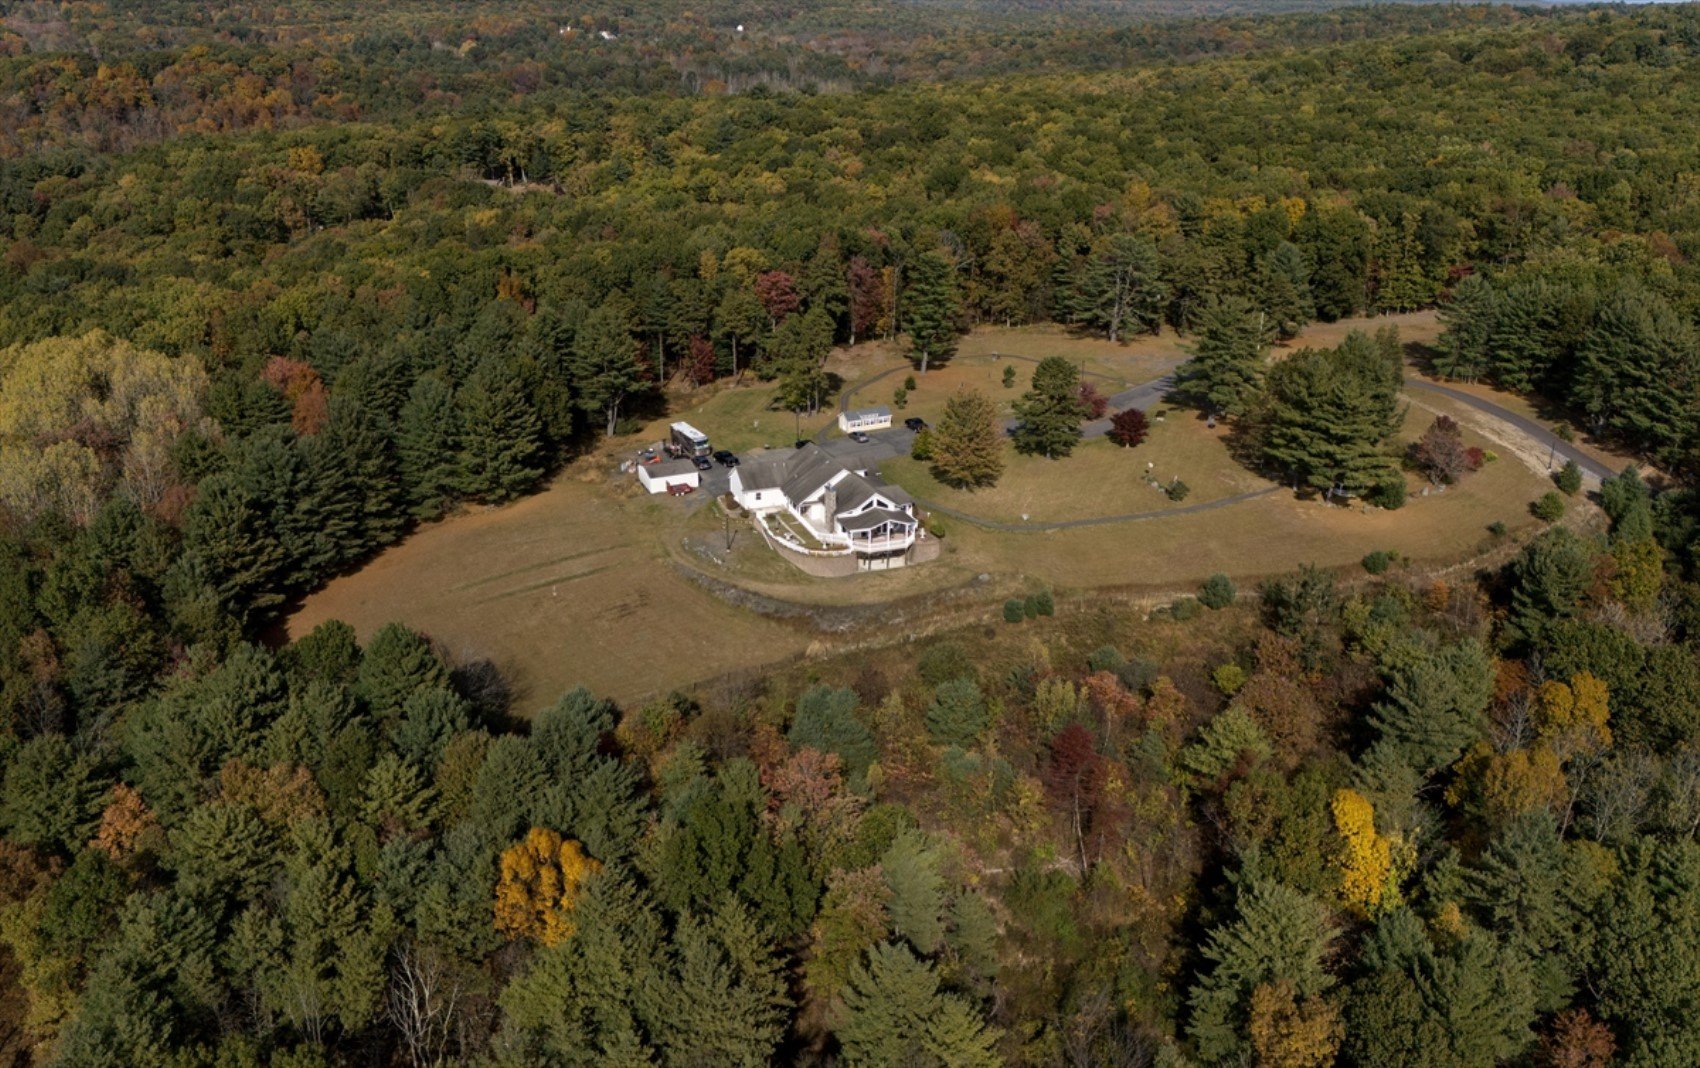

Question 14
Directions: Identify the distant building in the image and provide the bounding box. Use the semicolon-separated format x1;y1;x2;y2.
838;406;892;433
731;445;922;571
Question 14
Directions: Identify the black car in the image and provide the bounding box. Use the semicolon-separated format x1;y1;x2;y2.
904;417;927;432
692;455;713;472
713;450;740;468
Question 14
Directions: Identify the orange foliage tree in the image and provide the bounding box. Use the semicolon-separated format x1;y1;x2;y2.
494;828;600;947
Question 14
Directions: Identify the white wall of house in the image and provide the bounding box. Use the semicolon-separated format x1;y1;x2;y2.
637;466;700;494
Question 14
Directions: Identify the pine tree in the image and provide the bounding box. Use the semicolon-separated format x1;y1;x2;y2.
768;307;835;414
572;304;647;436
1066;232;1167;342
1260;332;1403;499
1365;639;1494;776
1434;273;1497;382
1187;879;1336;1065
1012;356;1085;458
357;623;451;726
904;251;960;375
457;357;543;501
715;287;768;377
305;395;403;566
837;942;1001;1068
658;902;791;1065
881;829;947;955
1257;241;1315;340
1504;528;1596;652
1574;286;1699;461
180;473;287;622
397;374;464;519
1487;279;1564;393
925;678;988;747
1176;296;1272;417
929;389;1005;489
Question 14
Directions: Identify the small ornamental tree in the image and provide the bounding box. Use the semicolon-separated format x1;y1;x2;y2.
1108;408;1149;448
494;827;601;947
1555;459;1583;496
1077;381;1109;419
1532;492;1566;522
1411;415;1470;484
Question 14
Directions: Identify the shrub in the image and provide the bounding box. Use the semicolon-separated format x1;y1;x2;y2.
893;386;908;410
1032;589;1055;617
1361;549;1398;575
910;428;934;461
1002;365;1017;388
903;375;917;391
925;516;947;538
1117;657;1159;694
1555;460;1583;496
917;642;974;686
1555;424;1575;443
1373;473;1407;510
1199;573;1236;610
1488;520;1508;538
1212;663;1247;696
1166;478;1191;503
1003;599;1027;624
1169;597;1202;621
1532;491;1566;522
1087;646;1125;673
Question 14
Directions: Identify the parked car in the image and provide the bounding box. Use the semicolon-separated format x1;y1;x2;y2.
713;450;740;467
692;455;713;471
849;431;871;444
904;417;927;432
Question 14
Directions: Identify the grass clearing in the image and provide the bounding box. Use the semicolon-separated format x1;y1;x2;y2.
287;475;810;711
881;417;1266;524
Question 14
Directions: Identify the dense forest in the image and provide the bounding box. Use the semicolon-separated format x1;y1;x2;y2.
7;1;1700;1065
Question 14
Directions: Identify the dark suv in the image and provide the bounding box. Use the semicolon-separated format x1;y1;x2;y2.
713;450;739;468
904;417;927;432
692;455;713;472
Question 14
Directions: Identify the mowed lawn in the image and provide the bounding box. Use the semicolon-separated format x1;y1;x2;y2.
638;380;838;455
882;416;1268;524
912;388;1556;589
286;477;810;711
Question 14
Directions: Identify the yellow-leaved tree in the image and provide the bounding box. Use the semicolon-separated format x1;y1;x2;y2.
1536;673;1612;759
494;828;600;947
1331;788;1410;917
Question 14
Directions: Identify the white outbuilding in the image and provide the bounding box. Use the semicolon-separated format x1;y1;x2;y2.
637;459;700;494
838;406;892;433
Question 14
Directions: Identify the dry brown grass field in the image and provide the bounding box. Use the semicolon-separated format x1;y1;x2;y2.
287;477;812;710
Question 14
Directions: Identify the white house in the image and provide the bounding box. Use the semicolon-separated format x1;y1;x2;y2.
637;458;700;494
730;445;919;563
838;406;892;433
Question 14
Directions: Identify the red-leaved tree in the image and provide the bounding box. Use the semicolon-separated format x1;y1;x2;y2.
1108;408;1149;448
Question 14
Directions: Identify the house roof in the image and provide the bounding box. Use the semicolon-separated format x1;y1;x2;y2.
780;445;845;503
835;471;910;514
642;459;699;478
843;406;891;421
735;453;791;493
839;507;915;532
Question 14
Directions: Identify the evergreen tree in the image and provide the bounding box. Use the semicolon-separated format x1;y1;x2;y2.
1504;528;1596;652
904;251;961;375
881;828;947;955
790;686;877;783
1434;273;1497;382
305;395;403;567
925;678;988;747
929;388;1005;489
1012;357;1086;459
1176;296;1272;417
1066;232;1167;342
1187;878;1336;1065
1257;241;1315;340
180;473;287;623
397;374;464;519
659;903;791;1065
1260;332;1403;499
571;304;647;436
1574;286;1699;461
457;357;543;502
357;623;451;726
768;307;834;414
715;287;768;378
1365;639;1494;777
836;942;1001;1068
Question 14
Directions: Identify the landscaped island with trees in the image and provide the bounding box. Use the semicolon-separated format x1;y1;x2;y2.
5;0;1700;1064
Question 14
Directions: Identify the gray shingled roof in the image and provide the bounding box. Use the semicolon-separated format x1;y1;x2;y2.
780;445;843;504
643;459;699;477
735;453;791;492
839;507;915;532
